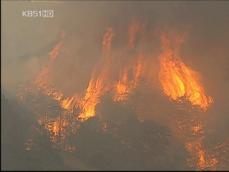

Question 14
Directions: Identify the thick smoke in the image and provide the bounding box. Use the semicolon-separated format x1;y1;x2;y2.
2;1;229;170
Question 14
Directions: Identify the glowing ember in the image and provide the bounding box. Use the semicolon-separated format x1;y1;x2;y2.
192;123;204;135
186;141;218;170
38;113;70;144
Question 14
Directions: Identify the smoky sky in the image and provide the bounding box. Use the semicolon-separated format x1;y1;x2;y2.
2;0;229;142
2;1;229;170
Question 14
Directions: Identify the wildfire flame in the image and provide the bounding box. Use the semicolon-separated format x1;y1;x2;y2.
102;27;115;55
34;40;65;102
113;55;144;102
158;33;216;169
77;27;115;121
61;95;80;111
33;24;147;122
38;114;66;143
49;41;63;62
78;77;107;121
20;22;223;170
159;33;213;111
186;140;218;170
128;19;142;49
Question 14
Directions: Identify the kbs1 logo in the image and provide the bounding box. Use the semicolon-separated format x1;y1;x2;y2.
22;10;54;18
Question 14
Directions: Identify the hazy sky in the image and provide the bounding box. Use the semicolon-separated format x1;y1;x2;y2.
2;1;229;170
2;1;229;121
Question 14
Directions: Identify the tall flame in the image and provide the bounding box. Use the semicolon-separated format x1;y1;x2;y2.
49;42;63;62
34;39;81;112
128;19;141;49
113;55;144;102
78;78;105;121
158;33;213;110
19;22;224;169
78;27;115;121
186;139;218;170
61;95;80;111
102;27;115;55
34;40;64;102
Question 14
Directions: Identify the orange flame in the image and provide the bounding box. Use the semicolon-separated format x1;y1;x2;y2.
113;55;144;102
114;71;130;102
37;112;78;152
128;20;141;49
61;95;80;111
35;67;64;102
78;78;105;121
102;27;115;55
34;40;82;113
159;33;213;110
38;115;63;142
186;141;218;170
34;40;65;102
34;27;116;123
78;27;115;121
49;41;63;62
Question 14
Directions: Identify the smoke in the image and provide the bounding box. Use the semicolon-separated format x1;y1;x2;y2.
2;1;229;170
3;1;229;93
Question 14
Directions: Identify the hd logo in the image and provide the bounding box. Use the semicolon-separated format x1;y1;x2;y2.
22;10;54;18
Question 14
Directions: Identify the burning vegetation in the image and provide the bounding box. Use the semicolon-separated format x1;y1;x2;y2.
158;33;213;111
3;15;228;171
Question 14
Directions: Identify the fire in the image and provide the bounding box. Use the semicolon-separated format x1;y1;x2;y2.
128;19;141;49
192;123;204;135
34;27;116;123
34;25;147;122
186;141;218;170
38;115;60;142
61;95;80;111
51;120;61;136
34;39;65;103
35;66;64;101
38;113;70;143
159;33;213;110
49;41;63;61
160;33;217;170
113;55;144;102
114;71;130;102
34;40;81;113
34;24;146;122
16;21;225;170
78;27;115;121
174;113;218;170
113;20;145;102
102;27;115;54
78;78;106;121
